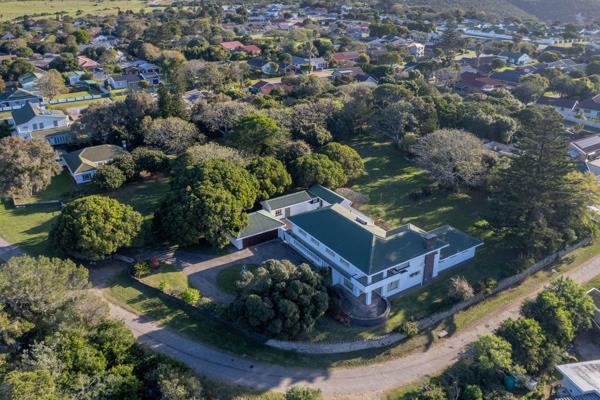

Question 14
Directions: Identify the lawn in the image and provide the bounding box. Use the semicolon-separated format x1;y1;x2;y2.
52;91;92;101
141;263;189;294
0;173;171;255
215;264;258;295
47;98;111;111
0;0;161;20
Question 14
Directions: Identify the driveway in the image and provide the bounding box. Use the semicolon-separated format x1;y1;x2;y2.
180;240;305;303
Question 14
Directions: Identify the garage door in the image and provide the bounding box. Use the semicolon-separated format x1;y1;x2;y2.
241;229;278;248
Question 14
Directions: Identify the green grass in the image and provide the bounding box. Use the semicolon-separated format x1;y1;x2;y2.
215;264;258;295
0;0;159;21
51;91;91;100
47;98;111;111
141;264;189;294
0;174;171;255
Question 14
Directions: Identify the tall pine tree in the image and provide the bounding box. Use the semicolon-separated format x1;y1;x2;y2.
488;106;599;257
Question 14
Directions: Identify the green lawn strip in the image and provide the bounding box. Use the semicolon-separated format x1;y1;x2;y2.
0;0;152;20
47;98;111;111
0;202;59;256
141;264;190;294
51;91;92;101
585;274;600;291
215;264;259;295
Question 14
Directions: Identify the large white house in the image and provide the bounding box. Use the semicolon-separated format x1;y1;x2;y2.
556;360;600;399
230;185;483;305
10;102;68;137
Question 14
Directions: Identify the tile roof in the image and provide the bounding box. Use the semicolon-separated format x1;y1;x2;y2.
288;204;449;275
63;144;128;174
262;191;313;210
221;41;244;50
235;210;284;239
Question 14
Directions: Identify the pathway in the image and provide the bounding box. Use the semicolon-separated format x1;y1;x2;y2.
0;236;21;262
98;247;600;398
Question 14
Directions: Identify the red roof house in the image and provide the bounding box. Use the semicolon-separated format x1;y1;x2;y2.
77;56;99;69
241;45;262;55
220;41;244;51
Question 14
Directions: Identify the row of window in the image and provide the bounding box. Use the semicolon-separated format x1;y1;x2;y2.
29;120;60;131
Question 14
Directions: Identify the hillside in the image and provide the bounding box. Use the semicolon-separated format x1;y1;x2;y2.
404;0;600;21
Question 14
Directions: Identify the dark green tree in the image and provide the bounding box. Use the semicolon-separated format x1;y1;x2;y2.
319;142;365;180
93;165;126;190
248;156;292;201
227;113;286;156
49;196;142;260
497;318;546;373
291;154;347;189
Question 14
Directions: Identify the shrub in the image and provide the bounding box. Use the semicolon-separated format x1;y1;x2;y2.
449;275;474;302
180;288;201;305
158;280;167;292
132;147;169;174
93;165;126;190
463;385;483;400
399;132;418;153
399;321;419;337
112;153;137;181
475;278;498;295
285;386;321;400
132;261;151;278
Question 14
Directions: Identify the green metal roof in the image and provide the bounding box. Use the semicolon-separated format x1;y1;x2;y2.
0;87;40;102
308;184;348;205
262;191;313;210
288;204;448;276
235;210;284;239
18;71;42;85
428;225;483;259
63;144;128;174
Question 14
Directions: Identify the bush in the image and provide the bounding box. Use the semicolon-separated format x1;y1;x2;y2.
463;385;483;400
285;386;321;400
93;165;126;190
180;288;201;305
399;132;418;153
132;147;169;174
112;154;137;181
399;321;419;337
475;278;498;295
449;275;474;302
158;280;167;292
132;261;151;278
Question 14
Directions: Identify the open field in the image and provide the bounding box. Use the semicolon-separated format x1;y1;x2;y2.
0;0;161;21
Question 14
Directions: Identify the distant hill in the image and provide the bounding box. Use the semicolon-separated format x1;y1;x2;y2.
404;0;600;21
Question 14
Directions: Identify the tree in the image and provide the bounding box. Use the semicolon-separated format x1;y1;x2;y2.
586;60;600;76
319;142;365;180
49;196;143;260
291;154;347;189
231;259;329;338
155;364;203;400
132;147;169;174
176;143;245;170
227;113;286;156
157;84;188;119
93;165;126;190
0;136;61;198
37;69;66;99
522;290;575;347
112;153;137;181
376;101;418;144
193;100;256;138
489;106;600;256
1;370;59;400
463;334;517;385
437;22;465;64
497;318;546;373
248;156;292;201
144;117;205;154
285;386;322;400
0;256;88;317
412;129;490;190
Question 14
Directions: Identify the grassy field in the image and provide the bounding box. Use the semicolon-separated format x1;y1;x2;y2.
0;172;170;255
141;263;189;294
0;0;158;21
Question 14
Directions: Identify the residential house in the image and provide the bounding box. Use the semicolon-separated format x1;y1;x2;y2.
0;88;42;110
404;42;425;58
220;41;244;51
490;68;534;88
229;210;285;249
247;58;278;74
62;144;129;184
455;72;506;92
10;102;68;138
536;96;578;119
332;51;362;64
124;60;161;75
331;67;377;84
18;71;43;90
77;56;99;70
182;89;208;108
29;53;59;70
569;134;600;160
241;44;262;55
249;80;292;95
498;51;532;66
291;55;328;71
29;126;72;146
231;185;482;305
108;74;141;89
555;360;600;399
66;71;85;85
577;95;600;120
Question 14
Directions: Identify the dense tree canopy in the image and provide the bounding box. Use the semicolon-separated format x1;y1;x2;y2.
248;156;292;201
231;259;329;338
0;136;61;198
50;195;143;260
144;116;205;154
319;142;365;181
227;113;286;156
291;154;347;189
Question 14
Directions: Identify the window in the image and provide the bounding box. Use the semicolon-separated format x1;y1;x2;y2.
409;271;420;278
81;173;92;182
275;209;282;217
387;280;399;291
343;278;353;290
39;122;44;129
53;121;58;127
32;123;38;130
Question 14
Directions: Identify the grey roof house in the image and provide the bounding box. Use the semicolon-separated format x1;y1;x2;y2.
62;144;128;184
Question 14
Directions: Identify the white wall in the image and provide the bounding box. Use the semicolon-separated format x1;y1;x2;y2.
436;247;476;274
16;116;67;134
269;200;320;220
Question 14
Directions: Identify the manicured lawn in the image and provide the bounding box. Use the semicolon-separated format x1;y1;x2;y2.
0;174;171;255
585;273;600;291
215;264;258;295
52;91;91;100
141;264;190;294
47;98;111;111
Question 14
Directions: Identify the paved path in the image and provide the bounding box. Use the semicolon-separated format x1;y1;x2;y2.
0;236;21;262
99;248;600;398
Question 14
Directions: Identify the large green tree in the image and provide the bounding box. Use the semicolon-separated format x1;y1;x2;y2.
291;154;347;189
496;318;546;374
0;136;61;198
231;259;329;338
488;106;600;256
49;196;142;260
227;113;286;156
319;142;365;181
248;156;292;201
